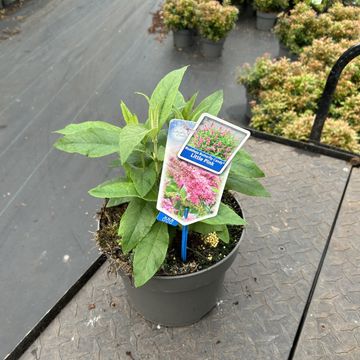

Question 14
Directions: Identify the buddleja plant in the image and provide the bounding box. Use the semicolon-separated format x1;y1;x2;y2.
54;67;269;287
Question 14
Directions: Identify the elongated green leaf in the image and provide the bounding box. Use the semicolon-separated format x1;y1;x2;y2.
175;91;186;107
230;150;265;178
182;92;198;119
150;66;188;129
225;174;270;197
126;162;157;197
54;121;121;135
172;107;184;119
106;197;131;207
190;222;229;243
120;101;139;125
135;92;150;104
118;198;158;253
89;178;138;198
189;90;223;121
133;222;169;287
54;127;120;157
143;185;158;202
217;226;230;243
119;124;151;164
202;203;246;226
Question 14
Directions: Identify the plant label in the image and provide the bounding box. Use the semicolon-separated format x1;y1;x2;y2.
157;119;230;226
178;113;250;174
156;212;179;227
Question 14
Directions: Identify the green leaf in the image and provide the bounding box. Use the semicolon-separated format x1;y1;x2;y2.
126;162;157;197
54;127;120;158
230;150;265;178
225;174;270;197
182;92;198;119
106;197;131;207
172;106;184;119
174;91;186;109
135;92;150;104
158;145;165;161
120;101;139;125
189;90;223;121
54;121;121;135
89;178;139;198
119;124;151;164
142;185;158;202
118;198;158;253
150;66;188;129
133;222;169;287
217;226;230;243
190;222;229;243
202;203;246;226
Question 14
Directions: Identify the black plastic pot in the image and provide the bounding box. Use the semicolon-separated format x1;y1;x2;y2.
199;37;225;58
173;29;194;50
256;11;277;31
119;227;243;326
115;196;244;326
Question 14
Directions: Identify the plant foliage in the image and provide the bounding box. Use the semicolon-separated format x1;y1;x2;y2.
54;67;269;287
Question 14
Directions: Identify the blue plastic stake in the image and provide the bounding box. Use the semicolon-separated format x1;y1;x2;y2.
181;208;189;262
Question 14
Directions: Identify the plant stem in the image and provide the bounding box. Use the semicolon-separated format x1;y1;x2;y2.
141;153;145;168
153;138;160;174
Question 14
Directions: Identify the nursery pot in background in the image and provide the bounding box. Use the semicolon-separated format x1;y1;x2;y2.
200;37;225;58
119;226;244;326
256;11;277;31
173;29;194;49
3;0;16;6
278;42;298;61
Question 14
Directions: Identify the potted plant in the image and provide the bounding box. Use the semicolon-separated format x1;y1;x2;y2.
274;2;360;56
253;0;289;30
163;0;198;49
53;67;270;326
195;0;239;57
237;37;360;152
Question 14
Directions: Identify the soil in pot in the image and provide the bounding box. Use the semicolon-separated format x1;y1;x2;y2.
97;191;243;277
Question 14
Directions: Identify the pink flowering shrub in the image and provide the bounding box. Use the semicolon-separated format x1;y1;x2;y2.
162;156;221;218
189;123;237;160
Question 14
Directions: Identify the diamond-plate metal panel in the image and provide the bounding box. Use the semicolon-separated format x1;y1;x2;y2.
20;139;350;360
294;167;360;360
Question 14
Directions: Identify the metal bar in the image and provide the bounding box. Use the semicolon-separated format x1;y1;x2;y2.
309;43;360;142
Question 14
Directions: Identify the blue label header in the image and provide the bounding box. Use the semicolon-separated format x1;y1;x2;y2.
179;145;226;173
157;212;179;227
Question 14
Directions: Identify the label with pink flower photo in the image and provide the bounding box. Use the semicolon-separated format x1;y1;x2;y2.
178;113;250;174
157;119;230;226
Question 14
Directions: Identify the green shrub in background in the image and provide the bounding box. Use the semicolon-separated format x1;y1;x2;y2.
238;1;360;153
238;41;360;152
274;2;360;54
253;0;289;12
163;0;199;31
195;0;239;42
